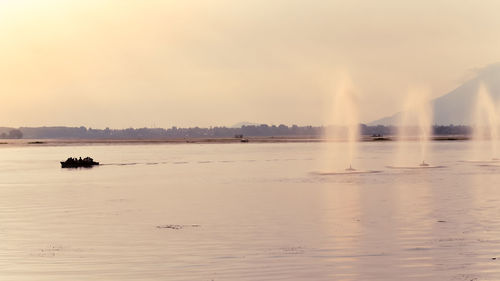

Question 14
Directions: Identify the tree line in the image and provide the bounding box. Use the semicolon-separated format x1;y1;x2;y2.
0;124;474;139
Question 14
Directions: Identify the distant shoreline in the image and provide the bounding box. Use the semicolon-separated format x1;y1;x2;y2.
0;135;472;147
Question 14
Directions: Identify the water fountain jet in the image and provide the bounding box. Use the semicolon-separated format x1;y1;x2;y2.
322;75;361;173
471;83;499;162
391;88;437;169
316;74;381;175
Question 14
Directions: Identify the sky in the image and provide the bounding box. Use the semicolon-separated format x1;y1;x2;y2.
1;0;500;128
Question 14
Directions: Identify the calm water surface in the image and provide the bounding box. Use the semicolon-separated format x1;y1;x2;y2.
1;141;500;280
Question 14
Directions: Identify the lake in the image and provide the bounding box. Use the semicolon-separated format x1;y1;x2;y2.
1;141;500;280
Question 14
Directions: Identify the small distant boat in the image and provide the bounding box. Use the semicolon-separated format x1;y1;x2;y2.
419;160;430;167
61;157;99;168
345;164;356;171
241;138;249;143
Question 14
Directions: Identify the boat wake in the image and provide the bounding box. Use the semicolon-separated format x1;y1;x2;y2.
386;165;445;170
312;170;382;176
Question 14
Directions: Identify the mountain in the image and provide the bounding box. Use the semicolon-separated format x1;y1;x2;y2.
370;63;500;125
0;127;15;134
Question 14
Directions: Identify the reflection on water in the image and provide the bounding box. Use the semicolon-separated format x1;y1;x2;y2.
1;142;500;280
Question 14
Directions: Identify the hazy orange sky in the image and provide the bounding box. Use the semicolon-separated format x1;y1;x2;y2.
1;0;500;128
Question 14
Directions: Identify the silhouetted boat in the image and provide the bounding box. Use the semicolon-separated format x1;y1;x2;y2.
61;157;99;168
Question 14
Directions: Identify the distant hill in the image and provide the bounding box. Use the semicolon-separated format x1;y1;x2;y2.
0;127;14;134
371;63;500;125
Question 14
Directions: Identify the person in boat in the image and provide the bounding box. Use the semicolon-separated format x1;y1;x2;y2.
61;156;97;168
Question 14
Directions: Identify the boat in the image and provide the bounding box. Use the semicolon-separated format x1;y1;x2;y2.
61;157;99;168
